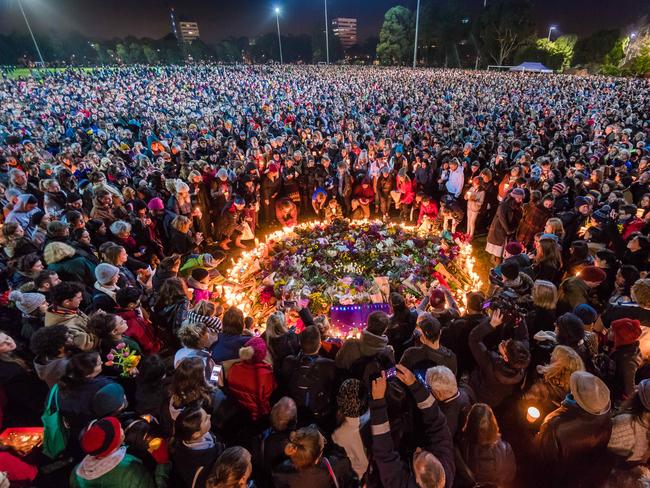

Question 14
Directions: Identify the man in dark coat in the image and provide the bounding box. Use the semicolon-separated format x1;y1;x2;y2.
468;310;530;408
260;164;282;224
535;371;613;487
370;364;455;488
486;188;525;264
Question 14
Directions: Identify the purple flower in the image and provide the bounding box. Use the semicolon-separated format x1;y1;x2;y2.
106;353;114;361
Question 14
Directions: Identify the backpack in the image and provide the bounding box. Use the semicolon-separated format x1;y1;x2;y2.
41;384;69;459
288;354;332;419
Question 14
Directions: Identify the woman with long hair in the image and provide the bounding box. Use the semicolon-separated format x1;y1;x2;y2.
543;217;565;243
532;237;563;285
609;265;641;306
526;280;558;337
205;446;252;488
152;277;191;339
608;379;650;464
523;345;585;420
264;311;300;367
457;403;516;487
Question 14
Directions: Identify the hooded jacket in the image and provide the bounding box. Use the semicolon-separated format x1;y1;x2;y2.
5;194;39;228
227;357;276;421
71;448;155;488
33;356;69;389
335;329;395;370
45;307;97;351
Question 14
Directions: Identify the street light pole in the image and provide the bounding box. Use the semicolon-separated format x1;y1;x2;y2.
413;0;420;68
17;0;45;66
324;0;329;64
547;25;556;42
275;7;283;64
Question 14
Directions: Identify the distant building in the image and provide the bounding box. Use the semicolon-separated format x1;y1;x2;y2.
179;21;200;42
332;17;357;49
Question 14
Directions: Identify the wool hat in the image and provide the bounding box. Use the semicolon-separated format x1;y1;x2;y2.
336;379;368;418
611;318;642;349
570;371;611;416
511;188;525;198
8;290;46;315
201;253;219;268
95;263;120;286
556;313;585;346
574;304;597;325
574;196;590;209
637;379;650;410
239;337;267;363
577;266;607;284
80;417;123;458
592;205;611;223
147;197;164;211
91;383;126;418
504;241;524;256
429;288;446;308
552;182;567;194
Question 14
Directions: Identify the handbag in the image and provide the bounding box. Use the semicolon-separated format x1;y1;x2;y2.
41;384;69;459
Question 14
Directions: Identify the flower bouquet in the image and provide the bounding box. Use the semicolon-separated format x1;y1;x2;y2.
105;342;141;377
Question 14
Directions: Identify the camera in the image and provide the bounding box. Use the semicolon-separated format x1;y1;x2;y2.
482;289;527;324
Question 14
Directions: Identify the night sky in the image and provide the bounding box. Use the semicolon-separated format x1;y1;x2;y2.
0;0;646;43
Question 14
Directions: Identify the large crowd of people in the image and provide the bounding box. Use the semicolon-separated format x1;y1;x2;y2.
0;64;648;487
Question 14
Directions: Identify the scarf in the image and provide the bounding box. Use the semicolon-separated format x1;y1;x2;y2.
76;446;127;480
183;432;215;451
94;281;119;300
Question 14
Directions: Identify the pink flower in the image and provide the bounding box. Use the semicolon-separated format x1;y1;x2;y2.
106;353;114;361
123;351;130;358
115;343;126;350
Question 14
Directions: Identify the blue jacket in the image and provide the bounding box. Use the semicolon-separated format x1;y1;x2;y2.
370;381;455;488
210;333;250;363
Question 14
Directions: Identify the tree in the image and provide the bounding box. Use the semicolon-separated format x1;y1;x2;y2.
376;5;414;66
142;45;159;64
475;0;535;66
573;29;620;66
419;0;470;67
311;22;344;63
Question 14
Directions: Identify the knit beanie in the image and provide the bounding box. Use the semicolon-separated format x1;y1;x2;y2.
570;371;611;416
574;304;597;325
556;313;585;346
611;318;642;349
147;197;164;211
8;290;46;315
91;383;126;418
80;417;123;458
574;196;590;209
592;205;611;224
577;266;606;284
504;241;524;256
95;263;120;286
337;379;368;418
239;337;267;363
552;182;567;194
511;188;525;198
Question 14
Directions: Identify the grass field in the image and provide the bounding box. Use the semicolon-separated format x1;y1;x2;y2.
4;67;96;79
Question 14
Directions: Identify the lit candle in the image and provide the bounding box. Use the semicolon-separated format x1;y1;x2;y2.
526;406;541;423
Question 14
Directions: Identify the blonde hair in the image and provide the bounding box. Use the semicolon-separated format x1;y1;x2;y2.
545;218;565;239
632;279;650;309
532;280;558;310
192;299;221;317
265;312;288;340
177;323;209;349
539;345;585;390
43;242;76;265
172;215;191;233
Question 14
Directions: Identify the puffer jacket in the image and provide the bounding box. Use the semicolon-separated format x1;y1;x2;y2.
47;255;97;287
335;329;395;370
226;361;276;421
456;437;516;487
70;449;155;488
468;319;529;408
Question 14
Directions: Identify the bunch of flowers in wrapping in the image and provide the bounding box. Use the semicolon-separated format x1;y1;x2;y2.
105;342;141;377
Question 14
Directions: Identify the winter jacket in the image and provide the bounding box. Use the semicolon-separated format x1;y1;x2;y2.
169;435;224;488
468;318;529;408
487;197;522;247
70;448;155;488
210;333;250;363
45;307;97;351
417;200;439;225
610;342;642;402
557;277;592;315
91;287;117;314
516;203;553;248
464;187;485;213
335;329;395;370
535;396;612;486
115;308;161;355
608;412;650;463
370;380;455;488
227;360;276;421
522;377;569;423
385;306;418;362
376;174;394;196
272;446;357;488
395;178;415;205
400;344;458;376
266;332;301;367
332;413;370;479
441;313;489;378
47;255;97;287
456;437;516;487
439;385;474;439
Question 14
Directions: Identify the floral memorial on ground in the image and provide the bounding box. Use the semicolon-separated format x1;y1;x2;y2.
221;219;482;329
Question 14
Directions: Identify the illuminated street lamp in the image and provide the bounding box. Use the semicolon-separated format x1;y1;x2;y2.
413;0;421;67
275;6;283;64
17;0;45;66
548;25;557;42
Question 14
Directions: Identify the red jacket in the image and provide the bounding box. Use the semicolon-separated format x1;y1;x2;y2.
622;217;644;241
418;200;439;225
396;178;415;205
353;183;375;204
226;361;276;421
115;308;161;354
